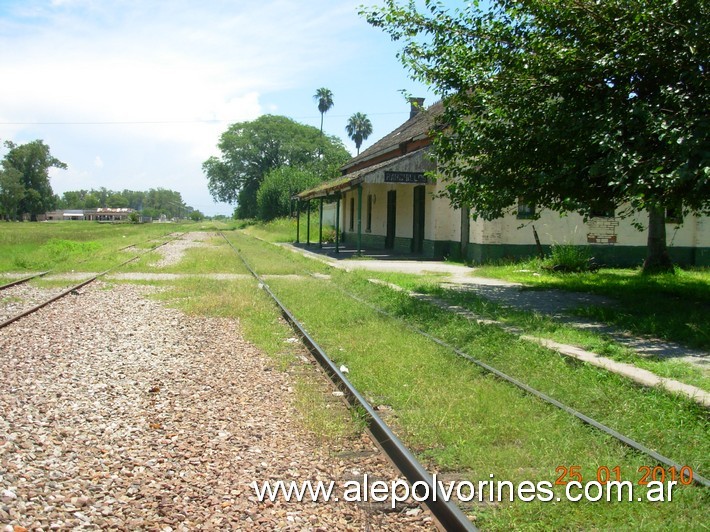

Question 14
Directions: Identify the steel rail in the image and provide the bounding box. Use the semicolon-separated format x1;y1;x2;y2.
0;234;182;330
220;233;476;532
223;233;708;489
333;284;710;490
0;271;51;291
0;230;176;292
0;257;136;329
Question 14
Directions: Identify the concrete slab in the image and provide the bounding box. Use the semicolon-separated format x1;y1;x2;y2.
283;241;709;373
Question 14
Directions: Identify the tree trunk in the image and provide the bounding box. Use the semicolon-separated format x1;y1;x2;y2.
643;206;674;274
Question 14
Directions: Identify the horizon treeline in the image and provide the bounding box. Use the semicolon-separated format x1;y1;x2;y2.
55;187;202;220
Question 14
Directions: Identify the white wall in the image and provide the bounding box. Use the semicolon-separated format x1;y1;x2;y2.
467;208;708;249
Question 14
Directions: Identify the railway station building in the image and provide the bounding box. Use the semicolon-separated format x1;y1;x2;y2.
84;208;135;222
43;209;86;221
41;208;136;222
296;99;709;267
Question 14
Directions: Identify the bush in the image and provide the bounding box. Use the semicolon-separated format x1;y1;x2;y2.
542;243;598;273
321;226;340;244
14;238;101;269
256;167;322;221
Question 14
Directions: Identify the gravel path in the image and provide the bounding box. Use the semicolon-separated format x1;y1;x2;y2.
150;232;212;268
0;282;434;530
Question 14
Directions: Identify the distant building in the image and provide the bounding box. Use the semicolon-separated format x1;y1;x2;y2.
84;208;134;222
43;209;88;221
42;208;136;222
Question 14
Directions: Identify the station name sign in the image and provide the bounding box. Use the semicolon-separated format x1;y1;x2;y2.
384;171;427;184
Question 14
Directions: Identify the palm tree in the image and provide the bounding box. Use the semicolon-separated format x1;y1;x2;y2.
345;112;373;155
313;88;334;134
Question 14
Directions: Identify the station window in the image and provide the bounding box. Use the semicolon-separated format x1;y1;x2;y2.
516;199;536;219
590;202;615;218
349;197;355;231
666;203;683;225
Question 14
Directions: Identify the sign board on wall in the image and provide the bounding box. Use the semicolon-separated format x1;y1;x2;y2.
384;171;427;184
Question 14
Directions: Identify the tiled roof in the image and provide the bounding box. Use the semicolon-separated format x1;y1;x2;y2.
295;175;356;200
341;100;444;171
297;100;444;201
296;151;428;200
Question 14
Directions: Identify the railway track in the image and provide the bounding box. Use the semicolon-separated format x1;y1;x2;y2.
220;232;478;531
1;231;442;530
0;233;182;330
0;271;51;291
2;230;705;529
0;232;176;293
220;232;709;494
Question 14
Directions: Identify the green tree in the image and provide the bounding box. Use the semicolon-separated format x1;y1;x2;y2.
83;194;100;209
56;187;195;218
313;87;334;134
145;188;185;218
345;112;373;155
2;140;66;220
0;167;25;220
364;0;709;273
204;115;350;219
60;190;86;209
189;210;205;222
107;193;129;208
257;167;322;221
122;190;146;211
87;187;110;208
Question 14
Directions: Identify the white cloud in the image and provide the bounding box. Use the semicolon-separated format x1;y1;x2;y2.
0;0;376;215
0;1;359;126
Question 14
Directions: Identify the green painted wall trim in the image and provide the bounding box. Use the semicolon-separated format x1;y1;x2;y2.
341;233;708;266
343;232;386;249
426;239;463;261
466;243;709;267
394;237;412;254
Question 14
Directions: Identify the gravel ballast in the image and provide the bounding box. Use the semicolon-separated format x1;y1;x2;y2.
150;232;209;268
0;281;435;530
0;285;71;325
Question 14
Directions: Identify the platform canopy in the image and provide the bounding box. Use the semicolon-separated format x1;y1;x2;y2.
295;150;434;202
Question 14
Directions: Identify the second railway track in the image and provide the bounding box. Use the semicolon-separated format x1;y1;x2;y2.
0;233;183;330
220;232;710;494
2;229;706;529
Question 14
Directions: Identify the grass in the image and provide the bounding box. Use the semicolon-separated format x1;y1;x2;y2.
222;230;709;530
6;222;709;529
473;261;710;350
360;271;448;292
390;281;710;392
0;221;192;272
293;371;365;445
241;214;334;244
121;234;250;274
266;274;709;529
222;231;332;276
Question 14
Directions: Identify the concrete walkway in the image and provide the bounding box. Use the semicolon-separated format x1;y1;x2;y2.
283;243;710;407
439;278;709;370
369;280;710;408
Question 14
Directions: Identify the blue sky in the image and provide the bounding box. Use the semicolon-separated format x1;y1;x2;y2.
0;0;450;216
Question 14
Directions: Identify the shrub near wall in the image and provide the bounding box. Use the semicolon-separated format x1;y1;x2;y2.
257;168;321;221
